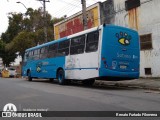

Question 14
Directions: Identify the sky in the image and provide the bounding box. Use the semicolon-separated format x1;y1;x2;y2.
0;0;106;35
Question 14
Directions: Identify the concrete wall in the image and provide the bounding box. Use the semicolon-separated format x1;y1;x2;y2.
102;0;160;77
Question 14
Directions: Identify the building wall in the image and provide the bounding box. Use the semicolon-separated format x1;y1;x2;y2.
102;0;160;77
54;3;101;40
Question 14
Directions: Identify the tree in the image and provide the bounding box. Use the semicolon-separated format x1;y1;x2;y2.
1;13;23;43
6;31;36;60
0;40;17;66
0;40;5;56
0;8;65;65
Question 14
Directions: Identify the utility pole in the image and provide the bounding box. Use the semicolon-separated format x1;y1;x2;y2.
81;0;87;30
38;0;50;43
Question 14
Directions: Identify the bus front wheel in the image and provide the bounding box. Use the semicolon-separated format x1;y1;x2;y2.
57;69;65;85
28;71;32;81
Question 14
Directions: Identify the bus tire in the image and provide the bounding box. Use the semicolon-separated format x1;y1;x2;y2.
57;69;65;85
82;79;95;86
28;71;32;81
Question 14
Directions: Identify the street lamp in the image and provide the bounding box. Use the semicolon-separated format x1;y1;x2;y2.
16;1;27;10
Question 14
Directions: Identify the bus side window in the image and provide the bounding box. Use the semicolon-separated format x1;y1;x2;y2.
24;52;29;62
58;40;69;56
33;49;40;60
70;35;85;55
28;51;33;60
85;31;99;53
40;47;47;59
48;43;58;58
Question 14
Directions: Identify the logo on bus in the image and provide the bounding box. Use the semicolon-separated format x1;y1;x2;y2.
36;63;42;73
116;32;132;46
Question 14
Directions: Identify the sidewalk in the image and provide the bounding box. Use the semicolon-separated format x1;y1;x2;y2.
95;78;160;91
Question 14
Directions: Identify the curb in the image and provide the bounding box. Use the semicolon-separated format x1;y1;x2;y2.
113;83;160;92
95;81;160;91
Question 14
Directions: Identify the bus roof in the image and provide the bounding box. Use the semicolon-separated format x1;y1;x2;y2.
25;25;102;52
26;37;67;52
25;24;137;52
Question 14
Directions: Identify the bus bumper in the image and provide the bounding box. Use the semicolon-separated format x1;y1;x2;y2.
99;68;139;81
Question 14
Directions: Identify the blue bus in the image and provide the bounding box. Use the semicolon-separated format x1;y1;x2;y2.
22;24;140;85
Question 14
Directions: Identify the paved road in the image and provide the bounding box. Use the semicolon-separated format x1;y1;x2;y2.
0;78;160;120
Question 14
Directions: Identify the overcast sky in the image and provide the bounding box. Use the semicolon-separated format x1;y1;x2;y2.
0;0;106;35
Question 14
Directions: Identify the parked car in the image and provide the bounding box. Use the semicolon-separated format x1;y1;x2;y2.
7;67;17;78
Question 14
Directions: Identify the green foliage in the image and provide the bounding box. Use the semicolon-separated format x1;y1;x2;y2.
51;17;65;26
0;39;17;66
0;7;64;66
1;13;23;43
0;40;5;55
8;31;36;56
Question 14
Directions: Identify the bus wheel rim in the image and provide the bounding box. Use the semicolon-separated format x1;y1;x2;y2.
58;73;63;81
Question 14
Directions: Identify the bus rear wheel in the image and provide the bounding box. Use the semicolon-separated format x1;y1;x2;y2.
57;69;65;85
28;71;32;81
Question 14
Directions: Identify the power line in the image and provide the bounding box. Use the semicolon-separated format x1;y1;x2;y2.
58;0;81;8
53;0;82;17
55;6;79;18
72;0;91;6
54;5;80;18
52;0;100;18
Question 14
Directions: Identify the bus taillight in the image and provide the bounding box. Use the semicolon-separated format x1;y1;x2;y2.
102;57;107;68
102;57;106;61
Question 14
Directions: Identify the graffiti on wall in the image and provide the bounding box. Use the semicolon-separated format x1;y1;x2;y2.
144;50;160;58
54;6;99;39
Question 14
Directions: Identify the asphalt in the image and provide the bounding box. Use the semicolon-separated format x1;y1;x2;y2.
1;76;160;91
95;78;160;91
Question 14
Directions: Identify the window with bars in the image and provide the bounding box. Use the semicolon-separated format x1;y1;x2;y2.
140;34;152;50
145;68;152;75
